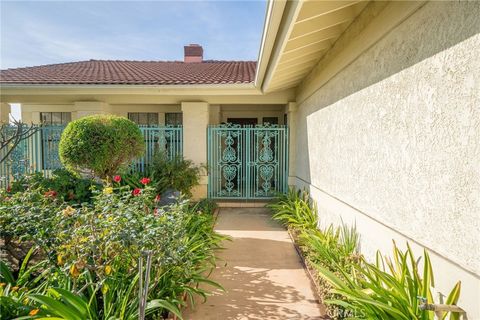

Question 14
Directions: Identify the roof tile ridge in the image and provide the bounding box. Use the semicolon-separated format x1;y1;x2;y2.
0;60;97;71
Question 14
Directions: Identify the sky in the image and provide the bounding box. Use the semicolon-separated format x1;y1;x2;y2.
0;0;268;70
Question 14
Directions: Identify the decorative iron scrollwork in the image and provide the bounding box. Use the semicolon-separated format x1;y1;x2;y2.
207;124;287;199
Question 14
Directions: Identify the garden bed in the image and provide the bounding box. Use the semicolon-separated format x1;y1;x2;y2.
267;188;463;320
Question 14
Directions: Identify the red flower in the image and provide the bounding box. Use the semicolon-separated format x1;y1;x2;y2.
44;190;57;198
113;175;122;183
6;186;11;193
140;177;151;185
155;194;161;202
132;188;142;196
153;208;159;217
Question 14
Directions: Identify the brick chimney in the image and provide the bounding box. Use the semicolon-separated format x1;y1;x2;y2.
184;44;203;63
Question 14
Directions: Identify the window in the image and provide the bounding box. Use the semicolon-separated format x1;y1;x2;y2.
128;113;159;126
165;113;183;126
40;112;71;125
262;117;278;125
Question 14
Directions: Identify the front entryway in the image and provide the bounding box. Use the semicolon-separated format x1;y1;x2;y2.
207;123;288;199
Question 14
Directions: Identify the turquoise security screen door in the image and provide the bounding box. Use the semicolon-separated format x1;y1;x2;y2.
207;123;289;199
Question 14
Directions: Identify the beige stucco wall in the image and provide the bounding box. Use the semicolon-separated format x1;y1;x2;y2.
294;1;480;317
21;103;181;124
0;103;11;122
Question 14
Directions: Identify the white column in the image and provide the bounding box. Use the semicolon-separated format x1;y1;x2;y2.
286;102;297;186
181;101;209;199
73;101;109;119
0;103;11;123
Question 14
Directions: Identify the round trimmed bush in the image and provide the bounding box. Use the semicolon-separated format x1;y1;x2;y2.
59;115;144;179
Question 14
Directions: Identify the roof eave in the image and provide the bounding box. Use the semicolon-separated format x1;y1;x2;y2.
0;82;264;97
254;0;288;91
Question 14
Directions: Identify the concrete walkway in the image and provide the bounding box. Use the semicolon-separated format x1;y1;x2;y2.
183;208;326;320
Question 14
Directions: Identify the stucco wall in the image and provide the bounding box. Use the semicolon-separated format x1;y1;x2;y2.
294;1;480;317
21;103;181;123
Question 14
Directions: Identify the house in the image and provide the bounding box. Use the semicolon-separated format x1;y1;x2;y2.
1;1;479;317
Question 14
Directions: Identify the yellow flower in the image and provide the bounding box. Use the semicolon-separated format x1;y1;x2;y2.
29;309;40;316
62;206;75;217
103;187;113;195
69;264;80;278
11;286;19;292
101;284;109;294
0;282;6;287
105;265;112;275
57;254;64;266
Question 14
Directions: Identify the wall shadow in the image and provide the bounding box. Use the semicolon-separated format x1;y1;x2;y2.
295;1;480;185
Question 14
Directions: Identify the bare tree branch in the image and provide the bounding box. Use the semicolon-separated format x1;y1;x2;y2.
0;118;41;164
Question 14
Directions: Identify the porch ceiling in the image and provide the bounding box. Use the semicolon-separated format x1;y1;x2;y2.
259;0;369;93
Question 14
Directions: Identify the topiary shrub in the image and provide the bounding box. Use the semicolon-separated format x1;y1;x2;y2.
59;115;144;179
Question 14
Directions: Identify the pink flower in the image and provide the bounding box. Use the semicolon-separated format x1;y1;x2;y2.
113;175;122;183
155;194;161;202
153;208;159;217
132;188;142;196
140;177;151;185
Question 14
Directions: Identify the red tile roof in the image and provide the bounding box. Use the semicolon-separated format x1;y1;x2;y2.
0;60;257;85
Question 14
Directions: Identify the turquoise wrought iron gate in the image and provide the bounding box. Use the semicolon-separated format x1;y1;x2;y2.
207;124;289;199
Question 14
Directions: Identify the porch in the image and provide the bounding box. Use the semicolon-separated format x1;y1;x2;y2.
1;102;295;200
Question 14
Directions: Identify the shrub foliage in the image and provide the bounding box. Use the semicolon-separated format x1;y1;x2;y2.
150;154;201;197
9;169;96;203
59;115;144;179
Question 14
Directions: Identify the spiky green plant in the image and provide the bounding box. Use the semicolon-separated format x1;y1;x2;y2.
315;242;462;320
268;188;318;230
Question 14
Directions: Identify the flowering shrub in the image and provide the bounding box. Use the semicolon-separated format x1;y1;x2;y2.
8;169;96;203
0;187;68;261
57;184;180;278
0;175;223;319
